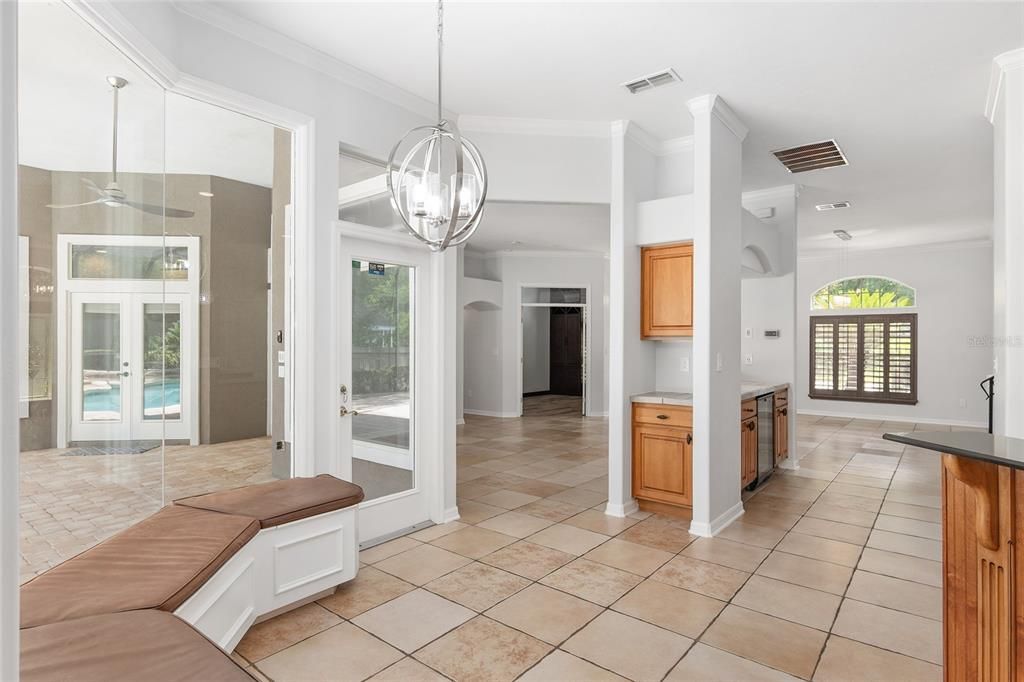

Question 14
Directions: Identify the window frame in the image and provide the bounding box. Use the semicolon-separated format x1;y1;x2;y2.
808;312;918;405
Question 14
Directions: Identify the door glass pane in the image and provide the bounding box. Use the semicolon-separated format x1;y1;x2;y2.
81;302;121;422
351;259;414;501
143;303;181;421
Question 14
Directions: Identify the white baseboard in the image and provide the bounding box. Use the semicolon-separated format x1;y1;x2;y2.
604;498;638;518
777;457;799;471
690;501;745;537
588;411;609;418
455;418;465;426
463;409;520;418
796;408;986;429
442;506;461;523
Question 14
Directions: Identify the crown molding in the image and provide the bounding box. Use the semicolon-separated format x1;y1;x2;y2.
986;47;1024;123
659;136;694;156
171;1;446;122
457;115;610;138
471;249;608;260
798;238;992;262
67;1;181;89
687;94;749;141
624;123;662;156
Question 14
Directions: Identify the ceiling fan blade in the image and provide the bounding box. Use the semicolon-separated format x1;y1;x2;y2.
46;199;108;209
122;200;195;219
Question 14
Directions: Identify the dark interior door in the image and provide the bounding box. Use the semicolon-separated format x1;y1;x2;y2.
549;307;583;396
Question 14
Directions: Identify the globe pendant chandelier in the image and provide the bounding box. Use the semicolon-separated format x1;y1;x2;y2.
386;0;488;252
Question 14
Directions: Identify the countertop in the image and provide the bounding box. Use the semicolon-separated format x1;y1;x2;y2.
883;431;1024;471
631;382;789;407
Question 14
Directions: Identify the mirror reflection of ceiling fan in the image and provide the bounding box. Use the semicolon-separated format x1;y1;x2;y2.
47;76;195;219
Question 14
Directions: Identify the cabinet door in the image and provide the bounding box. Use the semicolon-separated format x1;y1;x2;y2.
741;417;758;486
632;425;692;507
641;243;693;338
774;406;789;464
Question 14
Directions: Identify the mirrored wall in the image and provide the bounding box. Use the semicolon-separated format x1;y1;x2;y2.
17;3;292;582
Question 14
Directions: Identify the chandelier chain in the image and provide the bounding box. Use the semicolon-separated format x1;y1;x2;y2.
437;0;444;124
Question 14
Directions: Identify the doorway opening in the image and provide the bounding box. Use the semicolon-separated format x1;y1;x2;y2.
520;286;589;418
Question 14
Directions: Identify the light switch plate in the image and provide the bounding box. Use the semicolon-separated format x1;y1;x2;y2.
744;354;753;365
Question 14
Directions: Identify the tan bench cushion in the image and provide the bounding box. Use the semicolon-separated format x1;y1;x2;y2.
21;610;255;682
174;474;365;528
20;505;259;629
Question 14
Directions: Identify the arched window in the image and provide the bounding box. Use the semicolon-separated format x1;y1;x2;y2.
811;276;915;310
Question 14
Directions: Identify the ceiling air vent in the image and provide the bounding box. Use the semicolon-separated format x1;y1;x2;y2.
833;229;853;241
815;201;851;212
773;139;848;173
622;68;682;94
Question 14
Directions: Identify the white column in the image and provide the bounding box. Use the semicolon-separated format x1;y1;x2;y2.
606;121;633;516
989;48;1024;438
688;95;748;536
434;249;461;522
0;1;19;676
606;121;658;517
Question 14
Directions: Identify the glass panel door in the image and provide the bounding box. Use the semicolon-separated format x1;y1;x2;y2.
133;293;191;441
71;294;130;441
340;236;432;543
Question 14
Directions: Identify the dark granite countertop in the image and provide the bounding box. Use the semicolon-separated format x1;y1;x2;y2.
883;431;1024;470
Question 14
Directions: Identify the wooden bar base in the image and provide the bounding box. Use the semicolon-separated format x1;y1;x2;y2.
941;452;1019;680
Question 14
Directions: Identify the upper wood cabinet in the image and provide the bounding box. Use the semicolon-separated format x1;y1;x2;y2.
641;242;694;338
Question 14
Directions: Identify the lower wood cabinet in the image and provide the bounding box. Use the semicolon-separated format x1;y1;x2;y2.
774;405;789;464
741;416;758;487
632;404;692;507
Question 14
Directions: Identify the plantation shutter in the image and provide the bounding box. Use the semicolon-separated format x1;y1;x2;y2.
809;314;917;404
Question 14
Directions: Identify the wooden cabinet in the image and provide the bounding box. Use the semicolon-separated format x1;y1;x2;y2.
641;243;693;338
632;404;692;508
774;389;789;464
741;416;758;487
941;454;1018;680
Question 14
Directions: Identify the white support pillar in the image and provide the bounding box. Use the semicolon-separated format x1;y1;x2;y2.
988;48;1024;438
688;95;748;537
606;121;634;517
434;248;461;523
0;1;19;676
606;121;657;518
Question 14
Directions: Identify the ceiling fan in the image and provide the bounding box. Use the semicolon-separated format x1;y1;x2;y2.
47;76;195;219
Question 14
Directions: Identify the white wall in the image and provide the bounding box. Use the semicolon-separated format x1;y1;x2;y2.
655;143;695;199
1;2;20;675
655;343;694;393
522;307;550;393
463;305;504;416
989;49;1024;438
460;127;610;204
494;253;610;417
741;274;795;384
797;244;994;426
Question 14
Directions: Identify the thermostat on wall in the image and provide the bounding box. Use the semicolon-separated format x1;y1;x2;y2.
764;329;781;338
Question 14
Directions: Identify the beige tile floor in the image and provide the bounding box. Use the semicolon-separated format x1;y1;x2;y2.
237;410;950;681
19;437;275;582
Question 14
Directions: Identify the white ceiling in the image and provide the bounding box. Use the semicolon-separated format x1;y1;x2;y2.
18;3;275;187
209;1;1022;254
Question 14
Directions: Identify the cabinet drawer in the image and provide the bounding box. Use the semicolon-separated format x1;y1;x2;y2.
741;399;757;420
633;403;692;428
774;389;788;407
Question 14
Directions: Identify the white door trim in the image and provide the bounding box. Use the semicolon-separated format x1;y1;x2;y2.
336;221;443;541
63;1;316;477
56;234;200;447
517;283;592;417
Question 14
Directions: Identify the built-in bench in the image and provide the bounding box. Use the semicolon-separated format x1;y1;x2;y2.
20;474;364;681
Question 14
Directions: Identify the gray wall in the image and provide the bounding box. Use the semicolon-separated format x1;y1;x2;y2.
270;128;291;477
522;307;550;394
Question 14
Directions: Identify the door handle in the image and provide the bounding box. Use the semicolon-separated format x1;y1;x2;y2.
121;371;129;377
686;433;692;445
339;406;360;418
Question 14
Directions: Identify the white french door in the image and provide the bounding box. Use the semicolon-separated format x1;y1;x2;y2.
339;232;434;543
69;291;192;443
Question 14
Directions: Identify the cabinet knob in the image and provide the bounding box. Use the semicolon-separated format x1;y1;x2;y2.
747;422;756;431
686;433;692;444
656;414;669;420
782;408;788;416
